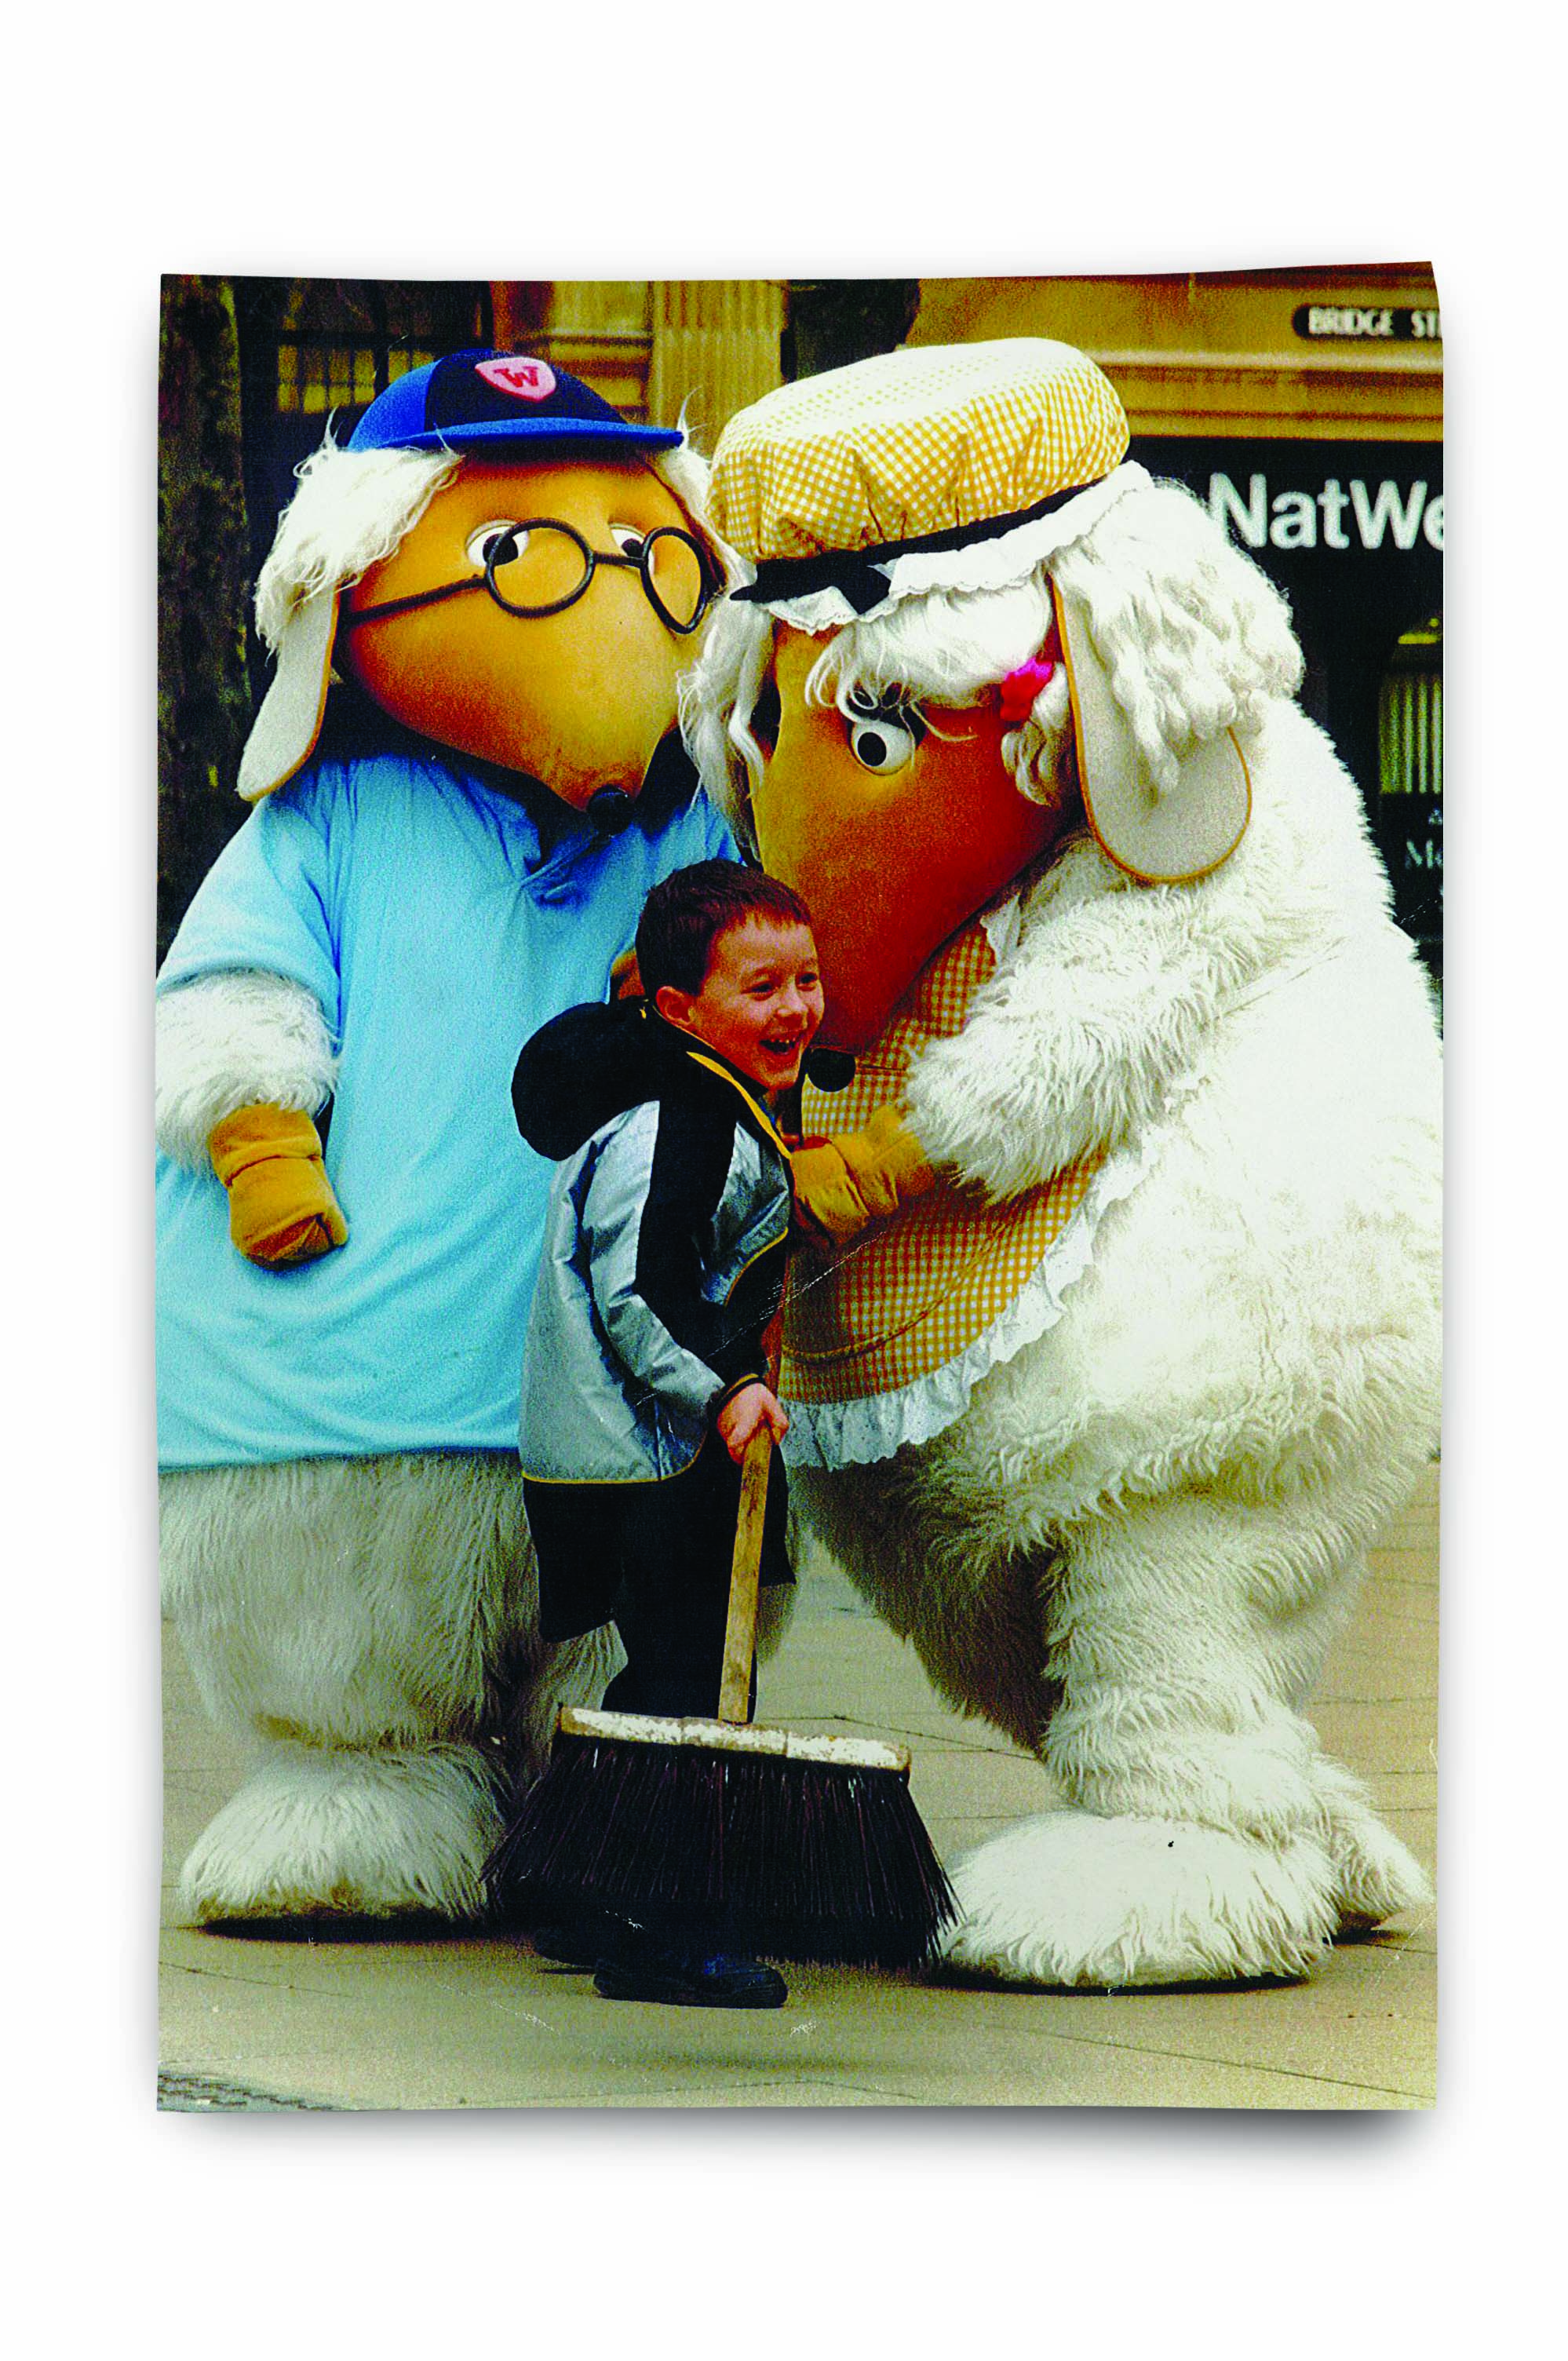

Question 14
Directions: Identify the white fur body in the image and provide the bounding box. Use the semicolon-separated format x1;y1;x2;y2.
789;702;1440;1985
161;1446;621;1921
684;452;1441;1990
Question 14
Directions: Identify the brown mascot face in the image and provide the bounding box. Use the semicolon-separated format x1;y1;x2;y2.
746;626;1073;1053
341;460;705;812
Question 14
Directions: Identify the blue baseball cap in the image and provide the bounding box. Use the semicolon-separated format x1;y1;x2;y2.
347;348;682;456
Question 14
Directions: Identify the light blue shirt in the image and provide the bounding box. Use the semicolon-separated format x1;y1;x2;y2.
155;747;735;1469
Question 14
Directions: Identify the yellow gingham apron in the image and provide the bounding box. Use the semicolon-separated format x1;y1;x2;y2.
782;911;1110;1459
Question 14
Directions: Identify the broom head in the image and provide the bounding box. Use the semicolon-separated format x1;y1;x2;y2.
486;1707;958;1969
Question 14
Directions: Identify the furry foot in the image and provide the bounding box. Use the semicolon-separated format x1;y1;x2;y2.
1313;1759;1432;1934
939;1808;1342;1988
177;1741;505;1925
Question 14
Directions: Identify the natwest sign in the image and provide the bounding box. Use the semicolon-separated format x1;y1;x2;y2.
1209;471;1443;553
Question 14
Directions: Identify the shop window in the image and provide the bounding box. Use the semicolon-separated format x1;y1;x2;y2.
1379;617;1442;799
275;339;436;414
235;278;489;440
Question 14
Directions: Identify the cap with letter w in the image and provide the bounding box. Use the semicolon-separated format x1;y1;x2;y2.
347;348;681;456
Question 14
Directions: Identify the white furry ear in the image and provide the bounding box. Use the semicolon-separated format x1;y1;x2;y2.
1055;580;1252;885
239;438;466;805
1051;479;1303;795
238;589;337;802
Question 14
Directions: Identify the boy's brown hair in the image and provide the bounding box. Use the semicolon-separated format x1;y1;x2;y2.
636;860;812;998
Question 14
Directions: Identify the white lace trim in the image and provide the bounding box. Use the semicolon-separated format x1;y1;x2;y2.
742;464;1151;635
779;1127;1158;1470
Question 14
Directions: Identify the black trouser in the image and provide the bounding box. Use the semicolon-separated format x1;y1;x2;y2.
525;1435;792;1721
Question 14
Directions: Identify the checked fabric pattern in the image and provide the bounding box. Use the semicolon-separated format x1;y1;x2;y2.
783;914;1107;1409
708;339;1129;567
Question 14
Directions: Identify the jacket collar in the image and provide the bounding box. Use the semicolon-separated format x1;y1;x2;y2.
642;1010;789;1155
680;1047;789;1155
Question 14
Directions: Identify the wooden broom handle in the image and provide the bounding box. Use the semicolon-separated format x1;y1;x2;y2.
717;1299;786;1724
717;1425;771;1724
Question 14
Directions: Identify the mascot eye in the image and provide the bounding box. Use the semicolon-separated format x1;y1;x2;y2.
842;690;924;775
609;524;648;558
465;522;525;569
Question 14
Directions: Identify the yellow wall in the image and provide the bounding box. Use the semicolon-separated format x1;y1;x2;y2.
911;268;1442;442
491;280;786;443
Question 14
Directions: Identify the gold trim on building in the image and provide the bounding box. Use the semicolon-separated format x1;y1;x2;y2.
910;271;1442;442
490;281;786;443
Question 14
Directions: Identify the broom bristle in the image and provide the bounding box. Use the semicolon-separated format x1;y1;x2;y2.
485;1728;958;1968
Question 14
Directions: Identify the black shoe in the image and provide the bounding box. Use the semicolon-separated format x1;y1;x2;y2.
593;1936;788;2009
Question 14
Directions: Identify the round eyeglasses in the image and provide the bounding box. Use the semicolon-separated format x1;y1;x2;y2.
342;518;720;638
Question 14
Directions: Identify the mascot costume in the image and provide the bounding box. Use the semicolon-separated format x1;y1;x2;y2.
157;351;735;1924
684;339;1442;1988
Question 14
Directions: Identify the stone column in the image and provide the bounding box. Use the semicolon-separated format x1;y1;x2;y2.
647;280;787;450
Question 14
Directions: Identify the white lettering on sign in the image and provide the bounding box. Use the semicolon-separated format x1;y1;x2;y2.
1349;478;1428;549
1269;490;1316;548
1209;473;1443;554
1211;473;1267;546
1295;305;1441;342
1319;480;1351;549
1307;306;1395;338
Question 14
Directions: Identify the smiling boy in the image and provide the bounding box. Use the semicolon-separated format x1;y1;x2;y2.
505;863;825;2002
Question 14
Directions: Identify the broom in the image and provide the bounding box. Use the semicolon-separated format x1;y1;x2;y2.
484;1425;958;1968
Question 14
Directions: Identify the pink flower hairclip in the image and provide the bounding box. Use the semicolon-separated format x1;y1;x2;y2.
997;630;1062;729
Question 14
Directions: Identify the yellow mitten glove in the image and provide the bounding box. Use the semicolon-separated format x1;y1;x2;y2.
208;1104;348;1265
790;1104;936;1246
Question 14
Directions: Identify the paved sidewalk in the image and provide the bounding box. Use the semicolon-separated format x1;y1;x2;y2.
159;1466;1437;2111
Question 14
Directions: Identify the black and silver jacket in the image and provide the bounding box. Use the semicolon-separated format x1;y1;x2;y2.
515;1000;792;1485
